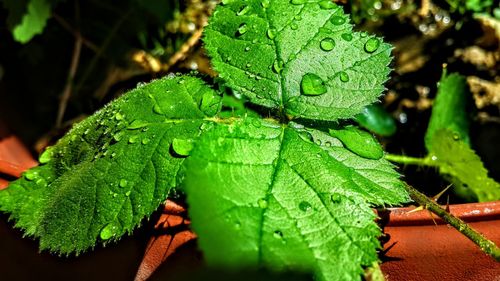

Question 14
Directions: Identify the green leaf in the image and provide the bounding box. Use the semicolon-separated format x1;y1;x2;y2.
355;104;396;137
430;129;500;202
9;0;52;43
329;126;384;160
425;72;470;152
183;118;409;280
204;0;392;121
0;75;222;254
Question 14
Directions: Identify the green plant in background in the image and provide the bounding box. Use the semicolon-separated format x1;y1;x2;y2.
446;0;495;14
0;0;413;279
386;71;500;202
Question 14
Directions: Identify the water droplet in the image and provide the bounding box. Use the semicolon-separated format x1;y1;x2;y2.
272;60;284;73
299;201;312;212
244;46;250;52
246;63;251;68
331;193;342;203
294;14;302;20
128;135;139;144
113;192;118;198
320;38;335;51
364;38;380;53
330;16;346;25
329;126;383;159
125;191;131;197
171;138;194;157
360;32;368;38
290;0;306;4
341;33;353;41
128;120;149;130
153;104;163;115
24;170;37;181
319;0;336;9
39;148;53;164
100;223;118;240
119;179;128;188
114;112;124;121
261;0;270;8
301;73;327;96
252;119;262;128
237;23;248;36
237;5;250;16
290;22;299;30
267;29;276;40
258;198;268;209
339;71;350;82
273;230;283;239
142;138;151;145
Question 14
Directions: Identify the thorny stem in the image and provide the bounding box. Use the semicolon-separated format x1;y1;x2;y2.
384;154;438;167
403;184;500;261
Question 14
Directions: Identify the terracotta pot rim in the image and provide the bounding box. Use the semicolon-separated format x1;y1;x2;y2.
384;200;500;226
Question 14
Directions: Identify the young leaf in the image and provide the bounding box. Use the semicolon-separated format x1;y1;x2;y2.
0;75;222;254
4;0;52;43
355;104;397;137
183;118;409;281
430;129;500;202
204;0;392;121
425;72;470;152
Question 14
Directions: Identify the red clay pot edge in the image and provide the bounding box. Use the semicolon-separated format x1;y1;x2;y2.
384;200;500;226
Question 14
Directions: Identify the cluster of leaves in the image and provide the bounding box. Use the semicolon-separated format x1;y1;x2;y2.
445;0;497;15
0;0;414;280
423;72;500;202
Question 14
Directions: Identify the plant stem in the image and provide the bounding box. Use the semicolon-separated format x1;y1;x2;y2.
403;184;500;261
384;154;437;167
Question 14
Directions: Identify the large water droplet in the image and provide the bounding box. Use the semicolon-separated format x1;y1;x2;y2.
119;179;128;188
341;33;353;41
267;29;276;39
290;0;306;4
258;198;268;209
301;73;327;96
24;170;38;181
329;126;384;160
320;38;335;51
237;23;248;35
290;22;299;30
273;230;283;239
331;193;342;203
299;201;312;212
339;71;350;82
319;0;336;9
171;138;194;157
39;148;53;164
128;120;149;130
364;38;380;53
330;16;346;25
237;5;250;16
272;60;284;73
100;223;118;240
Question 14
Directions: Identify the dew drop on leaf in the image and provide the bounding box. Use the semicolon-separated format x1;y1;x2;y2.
244;46;250;52
301;73;327;96
330;16;345;25
153;104;164;115
142;138;151;145
114;112;124;121
272;60;284;73
119;179;128;188
237;5;250;16
364;38;380;53
320;38;335;51
318;0;336;9
171;138;194;157
267;28;276;39
25;170;40;181
261;0;270;8
290;0;306;4
100;223;118;240
237;23;248;36
125;191;131;197
331;193;342;203
127;120;149;130
128;135;139;144
290;22;299;30
339;71;350;82
341;33;353;41
273;230;284;239
39;149;53;164
258;198;269;209
299;201;312;212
